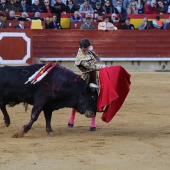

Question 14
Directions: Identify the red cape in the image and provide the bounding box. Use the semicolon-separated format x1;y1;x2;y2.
97;66;131;123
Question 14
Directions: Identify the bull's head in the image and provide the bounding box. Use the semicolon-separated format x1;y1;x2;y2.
77;85;98;118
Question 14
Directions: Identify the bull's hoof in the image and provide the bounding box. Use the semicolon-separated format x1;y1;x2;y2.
47;131;55;136
4;122;10;127
68;122;74;128
90;127;96;131
12;131;24;138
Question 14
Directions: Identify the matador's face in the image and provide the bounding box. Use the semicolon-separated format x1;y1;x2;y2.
81;46;90;55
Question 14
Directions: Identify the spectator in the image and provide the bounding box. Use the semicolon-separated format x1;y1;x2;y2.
0;0;12;12
43;0;52;13
135;0;144;14
152;15;163;29
21;11;31;20
109;13;120;23
144;0;158;14
89;0;100;9
49;14;62;29
127;1;138;14
98;15;117;31
0;13;5;28
18;0;31;12
102;0;113;14
96;14;103;22
122;17;135;30
123;0;135;11
53;0;67;13
9;0;20;12
31;11;44;21
74;0;84;9
112;0;127;22
65;0;78;13
138;17;148;30
31;0;44;13
80;17;95;29
93;2;105;16
45;16;50;28
79;0;94;14
6;10;18;20
157;0;168;14
14;17;26;28
70;10;83;22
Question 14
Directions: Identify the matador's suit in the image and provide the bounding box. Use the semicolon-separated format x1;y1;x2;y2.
75;46;105;86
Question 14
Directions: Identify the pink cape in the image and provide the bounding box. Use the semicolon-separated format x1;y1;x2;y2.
97;66;131;123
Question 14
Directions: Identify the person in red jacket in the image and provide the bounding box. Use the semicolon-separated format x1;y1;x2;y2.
144;0;158;14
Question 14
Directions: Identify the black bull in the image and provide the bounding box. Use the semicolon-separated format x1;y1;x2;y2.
0;64;98;137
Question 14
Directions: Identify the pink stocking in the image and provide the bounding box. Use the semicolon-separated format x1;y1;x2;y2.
68;108;76;124
91;116;96;127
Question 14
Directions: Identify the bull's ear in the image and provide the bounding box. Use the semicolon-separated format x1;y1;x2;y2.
89;83;100;91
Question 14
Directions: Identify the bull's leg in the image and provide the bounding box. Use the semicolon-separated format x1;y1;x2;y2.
43;109;54;136
12;105;42;138
90;117;96;131
68;108;76;127
0;104;10;127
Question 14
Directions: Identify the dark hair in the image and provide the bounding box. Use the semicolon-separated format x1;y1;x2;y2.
125;17;130;21
104;16;110;20
79;38;91;48
156;16;160;20
86;17;91;20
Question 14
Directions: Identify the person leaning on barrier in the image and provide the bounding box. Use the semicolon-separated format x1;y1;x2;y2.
80;17;95;30
0;13;5;28
49;14;62;29
138;17;148;30
14;17;26;29
122;17;135;30
98;16;118;31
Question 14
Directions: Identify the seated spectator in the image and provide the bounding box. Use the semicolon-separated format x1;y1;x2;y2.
21;11;31;20
65;0;78;13
144;0;157;14
98;16;117;31
53;0;67;14
96;15;103;22
43;0;52;13
9;0;20;12
0;13;5;28
14;17;26;29
102;0;113;14
113;0;127;22
6;10;18;20
79;0;94;14
89;0;101;9
18;0;31;12
31;0;44;13
127;1;138;14
123;0;134;11
93;2;105;16
157;0;168;14
138;17;148;30
0;0;12;12
49;14;62;29
45;16;50;29
73;0;84;9
152;15;163;29
80;17;95;29
122;17;135;30
31;11;44;21
70;11;83;22
135;0;144;14
109;13;120;23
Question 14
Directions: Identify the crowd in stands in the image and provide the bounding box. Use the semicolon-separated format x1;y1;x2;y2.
0;0;170;30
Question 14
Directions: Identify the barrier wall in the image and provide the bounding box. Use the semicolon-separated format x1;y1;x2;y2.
0;29;170;71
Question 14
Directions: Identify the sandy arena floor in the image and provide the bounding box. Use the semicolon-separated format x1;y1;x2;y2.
0;72;169;170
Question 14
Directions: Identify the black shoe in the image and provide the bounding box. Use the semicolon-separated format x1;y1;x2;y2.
90;127;96;131
68;122;74;128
